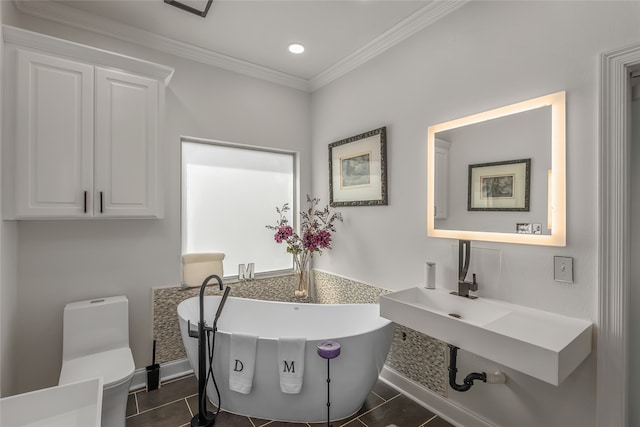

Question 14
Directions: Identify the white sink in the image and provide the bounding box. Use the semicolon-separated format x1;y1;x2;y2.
394;286;512;326
380;287;592;385
0;377;103;427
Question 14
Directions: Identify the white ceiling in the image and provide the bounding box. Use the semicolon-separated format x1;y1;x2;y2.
14;0;468;91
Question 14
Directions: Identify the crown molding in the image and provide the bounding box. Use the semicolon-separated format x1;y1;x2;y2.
3;25;175;85
12;0;310;91
309;0;468;91
13;0;466;93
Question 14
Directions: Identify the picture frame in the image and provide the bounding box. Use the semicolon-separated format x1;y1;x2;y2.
329;127;387;207
468;158;531;211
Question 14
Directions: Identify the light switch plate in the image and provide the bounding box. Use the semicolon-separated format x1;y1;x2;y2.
554;256;574;283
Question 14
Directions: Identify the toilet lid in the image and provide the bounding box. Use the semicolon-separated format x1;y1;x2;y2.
60;347;135;389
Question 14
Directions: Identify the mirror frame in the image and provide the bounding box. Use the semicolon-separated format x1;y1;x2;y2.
427;91;566;246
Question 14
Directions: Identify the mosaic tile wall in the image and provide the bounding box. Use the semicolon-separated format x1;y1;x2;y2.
153;274;306;363
152;270;447;396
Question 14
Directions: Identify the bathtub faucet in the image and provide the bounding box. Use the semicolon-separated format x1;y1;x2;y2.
202;274;224;290
199;274;224;329
188;274;225;340
190;274;227;427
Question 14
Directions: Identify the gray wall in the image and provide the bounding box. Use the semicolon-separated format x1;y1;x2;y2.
311;2;639;426
1;1;640;426
3;10;311;394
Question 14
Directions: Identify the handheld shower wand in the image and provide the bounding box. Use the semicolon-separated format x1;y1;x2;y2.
213;286;231;330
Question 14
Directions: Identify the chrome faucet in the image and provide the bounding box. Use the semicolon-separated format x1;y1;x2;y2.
454;240;478;299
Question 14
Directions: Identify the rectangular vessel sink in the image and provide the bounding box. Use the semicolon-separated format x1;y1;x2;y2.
380;287;592;385
0;377;103;427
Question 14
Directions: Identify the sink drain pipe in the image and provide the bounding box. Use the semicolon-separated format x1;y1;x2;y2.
448;345;505;392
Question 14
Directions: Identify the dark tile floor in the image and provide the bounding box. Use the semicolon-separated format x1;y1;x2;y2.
126;375;455;427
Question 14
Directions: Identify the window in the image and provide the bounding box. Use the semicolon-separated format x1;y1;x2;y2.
182;139;295;275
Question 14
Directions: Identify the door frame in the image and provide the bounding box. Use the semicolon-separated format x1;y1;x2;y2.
598;42;640;426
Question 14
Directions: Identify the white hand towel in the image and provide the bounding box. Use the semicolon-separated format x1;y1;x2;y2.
277;337;306;394
229;333;258;394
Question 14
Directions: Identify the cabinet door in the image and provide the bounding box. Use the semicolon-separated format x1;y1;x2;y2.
15;49;94;218
94;68;160;217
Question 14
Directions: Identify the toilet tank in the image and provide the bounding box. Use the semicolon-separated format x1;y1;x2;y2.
62;296;130;361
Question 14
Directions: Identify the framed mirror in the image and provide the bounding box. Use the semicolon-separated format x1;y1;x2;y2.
427;91;566;246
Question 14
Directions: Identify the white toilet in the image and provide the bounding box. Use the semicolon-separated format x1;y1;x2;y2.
59;296;135;427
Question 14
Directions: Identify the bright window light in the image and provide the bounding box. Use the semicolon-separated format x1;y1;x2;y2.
182;140;295;274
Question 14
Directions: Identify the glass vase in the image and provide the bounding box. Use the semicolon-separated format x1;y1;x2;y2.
294;263;309;298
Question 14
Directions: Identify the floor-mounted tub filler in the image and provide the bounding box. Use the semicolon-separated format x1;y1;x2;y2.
177;296;394;423
185;274;231;427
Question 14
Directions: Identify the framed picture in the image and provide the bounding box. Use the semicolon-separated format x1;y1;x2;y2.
468;158;531;211
329;127;387;207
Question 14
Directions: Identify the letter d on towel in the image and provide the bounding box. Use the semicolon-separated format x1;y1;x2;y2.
229;333;257;394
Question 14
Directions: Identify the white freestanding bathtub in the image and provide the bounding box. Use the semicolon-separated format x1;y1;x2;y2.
177;296;394;423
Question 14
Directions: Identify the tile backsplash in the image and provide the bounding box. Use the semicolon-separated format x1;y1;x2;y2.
152;270;447;396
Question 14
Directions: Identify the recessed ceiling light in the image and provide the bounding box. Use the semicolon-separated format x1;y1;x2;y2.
288;44;305;54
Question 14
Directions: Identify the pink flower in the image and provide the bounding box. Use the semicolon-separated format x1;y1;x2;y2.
302;230;332;251
267;197;342;257
274;225;293;243
303;231;318;251
316;230;332;249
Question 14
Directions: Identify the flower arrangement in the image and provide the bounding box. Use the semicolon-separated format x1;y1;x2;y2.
267;195;342;297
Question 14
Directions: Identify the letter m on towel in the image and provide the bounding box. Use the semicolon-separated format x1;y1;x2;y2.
278;337;305;394
283;360;295;373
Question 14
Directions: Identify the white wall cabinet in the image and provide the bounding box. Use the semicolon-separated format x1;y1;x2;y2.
3;26;174;219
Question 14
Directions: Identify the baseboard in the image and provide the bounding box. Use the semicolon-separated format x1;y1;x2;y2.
379;365;495;427
130;358;193;391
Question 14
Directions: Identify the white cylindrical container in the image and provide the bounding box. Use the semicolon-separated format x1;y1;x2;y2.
425;262;436;289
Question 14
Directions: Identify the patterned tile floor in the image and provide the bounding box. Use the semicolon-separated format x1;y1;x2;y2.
126;375;456;427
